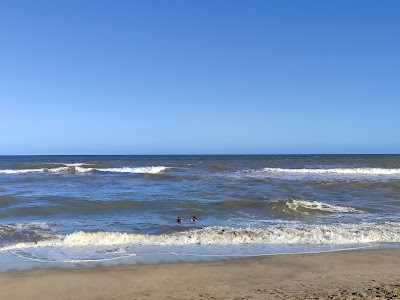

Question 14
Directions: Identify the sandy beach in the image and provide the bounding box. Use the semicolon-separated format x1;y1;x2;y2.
0;249;399;299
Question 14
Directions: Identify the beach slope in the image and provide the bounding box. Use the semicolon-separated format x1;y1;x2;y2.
0;249;399;299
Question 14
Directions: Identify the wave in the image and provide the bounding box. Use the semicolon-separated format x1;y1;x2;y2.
244;167;400;175
97;166;169;174
267;199;361;215
14;162;108;168
0;196;20;206
0;165;170;175
0;167;93;174
1;222;399;251
15;163;66;169
209;199;361;219
0;222;56;246
0;200;156;217
1;199;359;219
0;168;45;174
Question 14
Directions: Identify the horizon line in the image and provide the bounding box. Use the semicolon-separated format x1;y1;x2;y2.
0;153;399;156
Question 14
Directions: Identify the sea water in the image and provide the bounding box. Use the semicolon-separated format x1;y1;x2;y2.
0;155;399;271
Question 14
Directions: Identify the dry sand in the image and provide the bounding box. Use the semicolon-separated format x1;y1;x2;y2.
0;249;399;299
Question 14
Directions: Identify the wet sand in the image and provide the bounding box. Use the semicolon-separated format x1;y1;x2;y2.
0;249;399;299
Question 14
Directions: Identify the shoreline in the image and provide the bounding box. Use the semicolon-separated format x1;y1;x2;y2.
0;243;380;273
1;248;399;299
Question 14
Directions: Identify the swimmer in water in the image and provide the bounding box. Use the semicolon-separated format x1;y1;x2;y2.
190;216;197;222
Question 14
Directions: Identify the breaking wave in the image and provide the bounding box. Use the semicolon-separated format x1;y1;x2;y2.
1;222;399;251
0;169;44;174
0;164;170;175
98;166;170;174
244;167;400;175
267;199;361;215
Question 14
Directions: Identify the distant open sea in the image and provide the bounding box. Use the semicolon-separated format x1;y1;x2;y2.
1;155;399;271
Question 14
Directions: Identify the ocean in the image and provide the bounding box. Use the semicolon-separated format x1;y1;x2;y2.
0;155;399;271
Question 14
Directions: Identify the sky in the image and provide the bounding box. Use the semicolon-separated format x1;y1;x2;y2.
0;0;399;155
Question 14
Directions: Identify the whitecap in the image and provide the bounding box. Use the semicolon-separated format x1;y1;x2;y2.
97;166;169;174
2;222;399;251
0;169;44;174
271;199;361;214
246;167;400;175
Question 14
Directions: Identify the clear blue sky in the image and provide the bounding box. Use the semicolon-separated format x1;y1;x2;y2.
1;0;399;155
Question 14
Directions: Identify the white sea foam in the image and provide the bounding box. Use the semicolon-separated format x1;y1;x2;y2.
98;166;169;174
0;166;90;174
0;165;169;175
1;222;399;251
246;167;400;175
271;199;361;214
0;169;45;174
9;248;136;264
47;167;70;173
75;167;94;173
12;222;54;231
